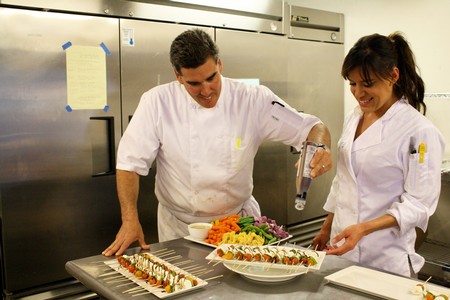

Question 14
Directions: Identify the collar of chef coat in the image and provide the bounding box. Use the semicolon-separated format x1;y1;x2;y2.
352;98;407;152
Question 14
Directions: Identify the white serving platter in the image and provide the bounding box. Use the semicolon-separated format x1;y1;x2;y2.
104;254;207;299
325;265;450;300
223;261;307;282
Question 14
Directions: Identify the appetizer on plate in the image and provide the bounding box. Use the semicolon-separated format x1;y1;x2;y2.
117;253;204;294
411;282;449;300
206;244;326;271
216;244;318;267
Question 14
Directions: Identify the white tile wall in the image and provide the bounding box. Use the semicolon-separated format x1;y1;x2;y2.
425;94;450;161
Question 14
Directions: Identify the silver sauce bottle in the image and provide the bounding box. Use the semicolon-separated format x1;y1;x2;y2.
295;141;318;210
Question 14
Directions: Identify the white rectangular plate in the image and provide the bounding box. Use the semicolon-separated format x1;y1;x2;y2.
205;244;326;271
104;255;207;299
325;265;450;300
184;234;293;248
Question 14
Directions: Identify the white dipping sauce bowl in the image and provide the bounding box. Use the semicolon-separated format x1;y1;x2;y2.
188;222;212;241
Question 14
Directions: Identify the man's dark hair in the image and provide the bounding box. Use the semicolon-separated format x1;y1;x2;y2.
170;28;219;75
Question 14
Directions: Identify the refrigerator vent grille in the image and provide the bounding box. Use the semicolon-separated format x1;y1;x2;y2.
287;215;326;247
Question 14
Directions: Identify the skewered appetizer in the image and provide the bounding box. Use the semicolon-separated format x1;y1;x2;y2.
411;283;449;300
118;253;199;293
215;244;318;267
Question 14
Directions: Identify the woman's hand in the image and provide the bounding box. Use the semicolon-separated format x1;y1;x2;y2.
324;223;365;255
312;229;331;251
312;213;334;251
324;215;398;256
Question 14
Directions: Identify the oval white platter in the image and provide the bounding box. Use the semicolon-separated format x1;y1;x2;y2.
223;261;307;282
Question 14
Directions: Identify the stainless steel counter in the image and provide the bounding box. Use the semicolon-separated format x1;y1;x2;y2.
65;238;384;299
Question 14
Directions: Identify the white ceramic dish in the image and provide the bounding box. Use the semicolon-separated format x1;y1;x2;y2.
184;234;293;248
223;261;307;282
325;265;450;300
188;222;212;241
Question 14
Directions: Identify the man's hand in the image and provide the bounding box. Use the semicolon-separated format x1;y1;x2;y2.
102;220;149;256
305;122;332;178
310;146;332;178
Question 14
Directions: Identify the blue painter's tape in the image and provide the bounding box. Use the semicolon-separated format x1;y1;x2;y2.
65;105;73;112
100;42;111;56
103;105;110;112
62;41;72;50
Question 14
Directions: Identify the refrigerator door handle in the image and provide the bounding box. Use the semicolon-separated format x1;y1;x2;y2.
90;116;116;177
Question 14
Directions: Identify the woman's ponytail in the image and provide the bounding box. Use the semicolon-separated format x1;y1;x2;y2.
389;32;426;114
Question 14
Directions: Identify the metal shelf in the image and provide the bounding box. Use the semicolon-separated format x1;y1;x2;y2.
425;93;450;99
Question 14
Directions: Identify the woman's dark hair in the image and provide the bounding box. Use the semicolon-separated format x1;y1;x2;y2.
170;29;219;75
341;32;426;114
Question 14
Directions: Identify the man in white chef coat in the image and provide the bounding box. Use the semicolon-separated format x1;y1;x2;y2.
103;28;332;256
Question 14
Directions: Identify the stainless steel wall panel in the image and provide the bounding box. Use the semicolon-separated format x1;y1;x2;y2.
119;20;214;131
215;29;289;225
216;28;344;227
286;39;344;224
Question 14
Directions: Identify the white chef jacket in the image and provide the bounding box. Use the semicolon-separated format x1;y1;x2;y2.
117;76;321;241
324;98;445;277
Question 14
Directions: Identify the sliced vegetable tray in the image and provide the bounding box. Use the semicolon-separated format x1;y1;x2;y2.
184;234;292;248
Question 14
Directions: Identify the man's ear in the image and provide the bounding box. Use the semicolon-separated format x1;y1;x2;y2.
174;69;183;84
217;58;223;74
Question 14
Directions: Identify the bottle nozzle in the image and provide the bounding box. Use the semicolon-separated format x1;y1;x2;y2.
295;195;306;210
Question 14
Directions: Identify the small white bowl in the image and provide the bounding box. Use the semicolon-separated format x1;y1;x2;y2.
188;222;212;241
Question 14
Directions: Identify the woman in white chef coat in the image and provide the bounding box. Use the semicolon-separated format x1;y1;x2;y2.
103;29;332;256
313;32;445;277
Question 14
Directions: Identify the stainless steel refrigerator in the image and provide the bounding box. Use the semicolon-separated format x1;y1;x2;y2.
0;7;126;296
